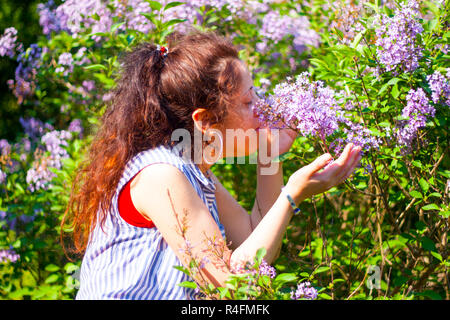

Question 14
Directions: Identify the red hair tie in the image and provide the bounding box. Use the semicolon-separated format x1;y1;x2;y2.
156;45;169;57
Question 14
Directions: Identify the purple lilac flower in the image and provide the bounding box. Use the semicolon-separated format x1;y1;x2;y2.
0;27;19;58
0;249;20;263
55;52;74;75
38;0;61;36
259;259;276;278
339;117;382;153
374;0;423;74
54;0;112;41
329;0;367;45
290;281;318;300
253;72;342;140
0;139;11;156
396;88;435;151
26;129;72;192
427;70;450;106
113;0;154;33
74;47;90;66
20;117;53;140
68;119;83;138
11;43;42;102
259;11;319;54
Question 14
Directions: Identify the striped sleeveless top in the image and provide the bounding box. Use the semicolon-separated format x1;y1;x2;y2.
75;144;226;300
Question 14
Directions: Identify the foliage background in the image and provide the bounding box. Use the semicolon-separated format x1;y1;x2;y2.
0;0;448;300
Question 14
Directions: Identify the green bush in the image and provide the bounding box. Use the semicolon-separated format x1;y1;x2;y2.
0;0;448;300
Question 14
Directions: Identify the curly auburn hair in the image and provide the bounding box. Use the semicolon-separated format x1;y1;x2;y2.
61;31;243;256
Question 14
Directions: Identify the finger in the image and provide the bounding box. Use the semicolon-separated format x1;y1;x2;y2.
308;152;334;174
335;143;354;166
342;146;362;179
338;149;362;184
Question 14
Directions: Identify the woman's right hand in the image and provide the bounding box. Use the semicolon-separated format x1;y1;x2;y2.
284;143;362;204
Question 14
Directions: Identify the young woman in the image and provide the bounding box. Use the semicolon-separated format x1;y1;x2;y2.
63;31;362;300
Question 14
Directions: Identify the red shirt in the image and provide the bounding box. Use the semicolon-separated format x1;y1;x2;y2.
118;173;155;228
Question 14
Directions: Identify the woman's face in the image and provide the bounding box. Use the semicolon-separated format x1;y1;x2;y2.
219;60;261;158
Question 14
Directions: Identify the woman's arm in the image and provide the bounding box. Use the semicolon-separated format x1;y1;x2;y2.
212;161;284;251
132;143;362;288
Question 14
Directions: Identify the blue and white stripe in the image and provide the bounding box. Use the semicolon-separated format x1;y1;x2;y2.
76;144;225;300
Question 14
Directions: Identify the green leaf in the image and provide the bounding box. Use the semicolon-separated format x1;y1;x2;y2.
140;12;156;23
147;0;163;11
217;287;231;299
420;236;436;252
428;192;441;198
409;190;423;199
83;64;107;71
273;273;297;287
350;32;363;48
314;266;330;274
419;178;429;193
411;160;423;169
431;251;443;262
274;152;295;162
45;274;59;284
391;84;400;98
164;1;185;11
163;18;187;29
173;265;190;276
255;247;267;264
45;264;60;272
111;22;125;33
387;77;401;86
178;281;197;289
421;204;440;211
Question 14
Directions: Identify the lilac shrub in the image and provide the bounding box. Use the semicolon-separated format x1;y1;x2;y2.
0;0;447;301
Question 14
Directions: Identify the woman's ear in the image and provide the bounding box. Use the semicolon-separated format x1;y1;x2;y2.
192;108;209;134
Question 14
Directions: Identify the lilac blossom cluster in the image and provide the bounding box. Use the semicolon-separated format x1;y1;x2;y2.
328;0;367;45
253;72;342;140
26;130;72;192
257;10;320;54
20;117;54;141
38;0;112;41
55;52;74;76
374;0;424;74
36;0;269;38
0;139;11;156
0;27;20;58
427;69;450;106
339;113;382;153
396;88;435;151
253;73;381;156
258;259;277;278
0;249;20;264
290;281;318;300
9;44;43;103
35;0;317;56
